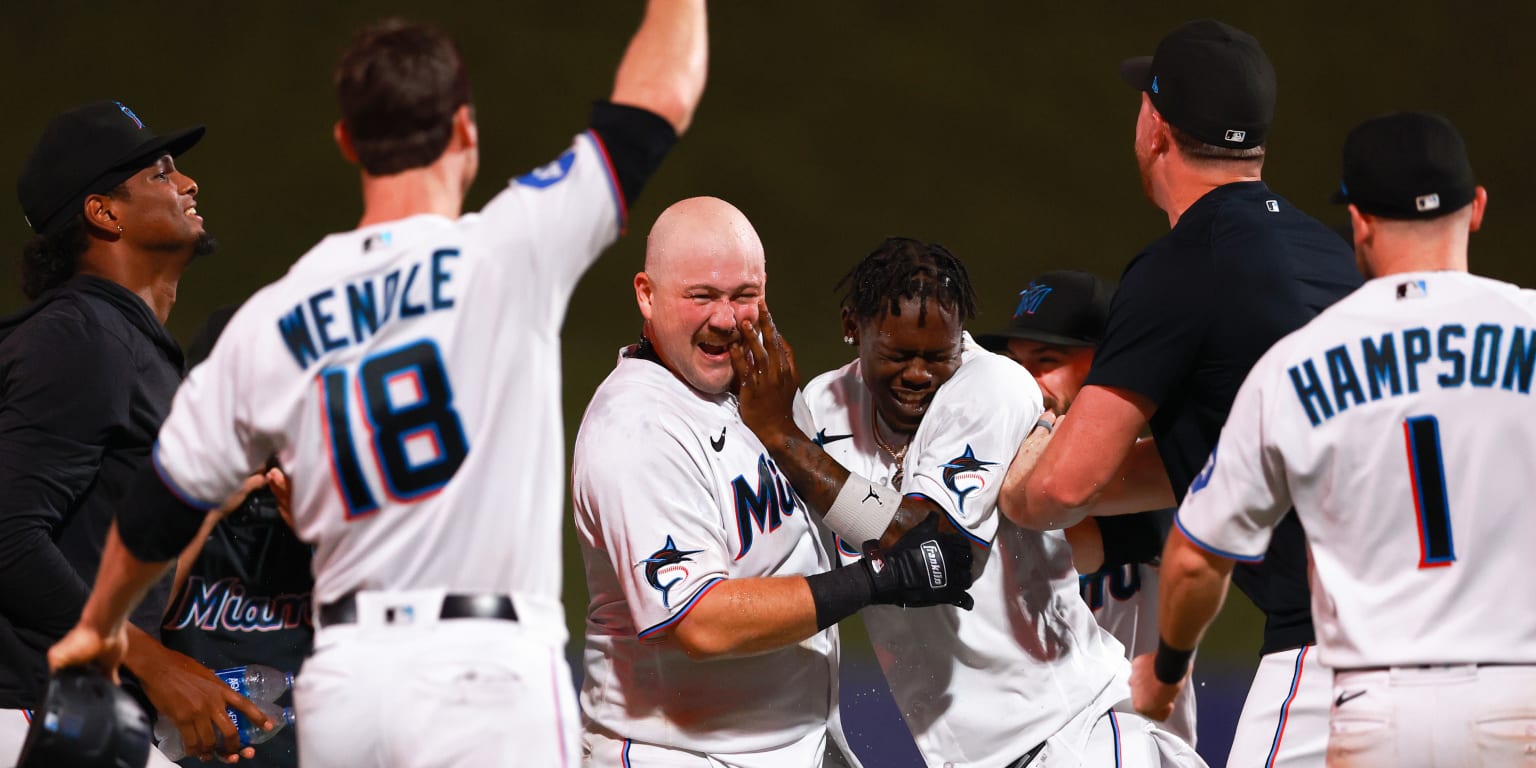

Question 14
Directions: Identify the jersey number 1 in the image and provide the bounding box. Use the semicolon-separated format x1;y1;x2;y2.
320;340;470;519
1403;415;1455;568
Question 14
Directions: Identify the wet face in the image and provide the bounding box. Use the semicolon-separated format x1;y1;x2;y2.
639;246;764;395
852;296;963;434
1002;338;1095;415
113;155;210;254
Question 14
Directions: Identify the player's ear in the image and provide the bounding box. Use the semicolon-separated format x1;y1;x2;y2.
452;104;478;152
82;193;118;237
840;308;859;347
1468;186;1488;233
333;121;360;166
635;272;655;321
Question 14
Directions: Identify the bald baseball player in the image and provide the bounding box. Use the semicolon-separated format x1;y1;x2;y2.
48;5;709;766
1135;112;1536;765
1003;20;1363;767
733;240;1207;767
574;199;975;768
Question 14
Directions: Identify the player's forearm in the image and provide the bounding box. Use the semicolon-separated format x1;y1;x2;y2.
670;577;820;660
1156;528;1234;651
757;425;850;517
1079;439;1176;518
79;523;174;637
611;0;708;135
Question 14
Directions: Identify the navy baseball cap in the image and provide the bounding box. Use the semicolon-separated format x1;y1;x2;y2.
17;101;204;236
976;270;1113;350
1120;19;1276;150
1331;112;1476;220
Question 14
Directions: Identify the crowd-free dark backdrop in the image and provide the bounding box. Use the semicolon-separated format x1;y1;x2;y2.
4;2;1530;765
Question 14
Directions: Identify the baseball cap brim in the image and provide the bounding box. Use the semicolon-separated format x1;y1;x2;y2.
111;124;205;175
976;327;1096;352
1119;56;1153;90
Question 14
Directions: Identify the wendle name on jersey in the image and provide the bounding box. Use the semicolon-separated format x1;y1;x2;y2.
276;247;461;370
1288;320;1536;426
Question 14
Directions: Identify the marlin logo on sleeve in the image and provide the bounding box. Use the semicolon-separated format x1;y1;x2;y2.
942;445;997;515
637;536;703;609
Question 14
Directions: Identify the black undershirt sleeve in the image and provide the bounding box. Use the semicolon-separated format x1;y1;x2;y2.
587;101;678;210
116;464;210;565
1096;509;1175;568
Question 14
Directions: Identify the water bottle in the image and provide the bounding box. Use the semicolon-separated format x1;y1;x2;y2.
214;664;294;703
155;699;295;760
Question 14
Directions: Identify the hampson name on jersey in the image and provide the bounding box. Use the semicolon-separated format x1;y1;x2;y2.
1290;322;1536;426
276;249;460;370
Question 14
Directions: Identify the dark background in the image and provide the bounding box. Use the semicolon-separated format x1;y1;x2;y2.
3;2;1528;764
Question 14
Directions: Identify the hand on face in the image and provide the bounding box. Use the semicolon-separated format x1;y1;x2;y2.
728;300;802;444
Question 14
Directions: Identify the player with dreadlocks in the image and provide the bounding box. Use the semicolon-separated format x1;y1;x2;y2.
732;237;1206;767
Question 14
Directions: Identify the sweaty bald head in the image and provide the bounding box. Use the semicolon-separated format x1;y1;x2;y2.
635;197;767;394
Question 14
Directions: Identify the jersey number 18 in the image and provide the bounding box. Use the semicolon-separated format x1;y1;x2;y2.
320;340;470;518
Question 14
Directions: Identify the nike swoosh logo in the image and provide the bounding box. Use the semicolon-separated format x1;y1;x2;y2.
710;428;727;452
1334;690;1366;707
815;429;853;446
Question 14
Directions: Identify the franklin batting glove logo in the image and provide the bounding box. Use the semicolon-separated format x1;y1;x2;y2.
921;541;946;588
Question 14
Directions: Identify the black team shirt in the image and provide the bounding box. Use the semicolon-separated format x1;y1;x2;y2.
1086;181;1363;655
0;274;182;707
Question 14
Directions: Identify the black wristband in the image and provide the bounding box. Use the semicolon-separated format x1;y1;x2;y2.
1154;638;1195;684
805;563;875;631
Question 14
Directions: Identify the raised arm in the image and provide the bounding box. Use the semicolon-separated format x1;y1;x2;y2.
999;384;1174;529
610;0;709;135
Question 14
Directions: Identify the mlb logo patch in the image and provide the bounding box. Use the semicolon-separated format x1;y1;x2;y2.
1265;200;1280;213
1224;129;1246;143
1396;280;1428;300
1415;193;1441;213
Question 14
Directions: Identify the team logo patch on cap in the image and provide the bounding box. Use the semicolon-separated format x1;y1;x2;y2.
1013;282;1053;317
1224;129;1246;143
114;101;144;130
1415;193;1441;212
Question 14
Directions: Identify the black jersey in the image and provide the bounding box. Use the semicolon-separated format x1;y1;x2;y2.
1086;181;1362;654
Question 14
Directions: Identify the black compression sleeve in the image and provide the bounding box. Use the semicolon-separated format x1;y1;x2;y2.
588;101;678;210
805;564;875;631
1097;509;1175;568
116;465;210;563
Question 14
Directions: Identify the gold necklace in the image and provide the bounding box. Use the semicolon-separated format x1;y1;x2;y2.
872;406;911;490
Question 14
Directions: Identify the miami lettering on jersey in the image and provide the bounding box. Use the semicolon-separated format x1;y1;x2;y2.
163;576;312;633
1288;321;1536;426
732;454;805;560
277;248;462;370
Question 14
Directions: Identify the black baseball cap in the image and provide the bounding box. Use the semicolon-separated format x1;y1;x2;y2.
17;100;204;236
1120;19;1276;150
976;270;1113;351
1331;112;1476;220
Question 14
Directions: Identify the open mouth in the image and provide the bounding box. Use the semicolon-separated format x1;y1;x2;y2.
185;206;201;220
697;341;729;358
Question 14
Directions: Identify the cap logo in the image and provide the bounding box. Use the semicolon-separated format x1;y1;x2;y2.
1415;193;1441;212
1013;283;1053;318
114;101;144;130
1224;129;1246;143
1150;75;1159;94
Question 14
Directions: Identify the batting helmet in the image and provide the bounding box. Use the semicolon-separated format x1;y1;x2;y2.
15;667;150;768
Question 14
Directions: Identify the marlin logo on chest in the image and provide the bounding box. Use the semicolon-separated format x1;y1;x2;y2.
637;535;704;608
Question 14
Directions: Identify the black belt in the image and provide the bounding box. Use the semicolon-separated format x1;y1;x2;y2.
1006;741;1045;768
319;593;518;627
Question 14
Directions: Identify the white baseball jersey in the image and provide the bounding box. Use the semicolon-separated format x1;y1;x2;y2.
1080;563;1197;745
1178;271;1536;670
806;333;1131;767
151;130;625;644
573;353;846;757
